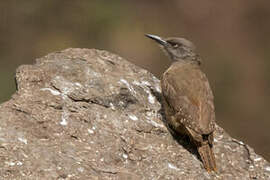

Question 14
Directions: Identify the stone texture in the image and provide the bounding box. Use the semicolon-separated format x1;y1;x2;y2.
0;48;269;179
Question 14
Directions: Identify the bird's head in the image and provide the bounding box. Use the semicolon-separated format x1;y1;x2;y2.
145;34;201;65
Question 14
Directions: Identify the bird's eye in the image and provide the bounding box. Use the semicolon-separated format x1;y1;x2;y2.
172;44;179;48
168;41;179;48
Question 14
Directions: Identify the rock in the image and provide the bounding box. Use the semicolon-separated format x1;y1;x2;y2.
0;48;269;179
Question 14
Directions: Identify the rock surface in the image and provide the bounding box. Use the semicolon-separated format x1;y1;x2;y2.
0;48;269;179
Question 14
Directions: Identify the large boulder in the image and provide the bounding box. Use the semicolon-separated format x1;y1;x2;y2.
0;48;269;179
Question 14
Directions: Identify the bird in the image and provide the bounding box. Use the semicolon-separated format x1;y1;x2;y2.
145;34;217;172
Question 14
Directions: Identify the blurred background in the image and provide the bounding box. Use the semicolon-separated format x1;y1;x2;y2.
0;1;269;160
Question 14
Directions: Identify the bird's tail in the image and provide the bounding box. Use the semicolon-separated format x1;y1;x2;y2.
197;143;217;172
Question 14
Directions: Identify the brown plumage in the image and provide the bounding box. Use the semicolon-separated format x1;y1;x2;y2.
146;34;217;172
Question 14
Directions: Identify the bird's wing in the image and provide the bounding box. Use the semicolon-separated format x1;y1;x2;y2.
161;63;215;135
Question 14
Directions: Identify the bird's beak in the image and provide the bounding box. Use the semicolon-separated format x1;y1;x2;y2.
145;34;168;46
